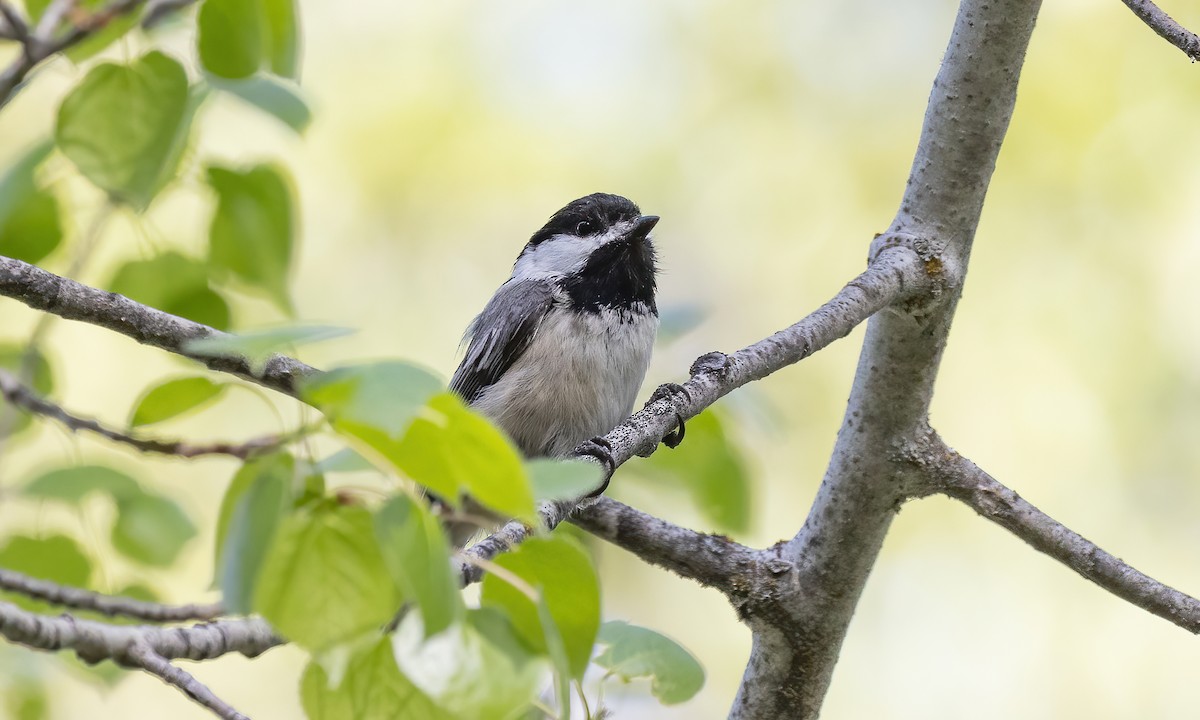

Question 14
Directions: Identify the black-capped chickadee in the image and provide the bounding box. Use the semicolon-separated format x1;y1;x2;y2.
451;193;682;497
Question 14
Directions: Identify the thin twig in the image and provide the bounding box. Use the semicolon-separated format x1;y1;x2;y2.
142;0;196;28
0;368;313;460
126;642;250;720
1121;0;1200;61
0;600;282;663
32;0;78;46
0;2;28;41
917;433;1200;634
0;0;157;108
0;568;224;622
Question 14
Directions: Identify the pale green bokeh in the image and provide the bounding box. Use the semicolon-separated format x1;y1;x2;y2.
1;0;1199;717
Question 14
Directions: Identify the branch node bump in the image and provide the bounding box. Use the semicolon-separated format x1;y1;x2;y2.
689;351;732;379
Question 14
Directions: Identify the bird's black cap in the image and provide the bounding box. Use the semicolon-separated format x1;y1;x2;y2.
528;193;643;246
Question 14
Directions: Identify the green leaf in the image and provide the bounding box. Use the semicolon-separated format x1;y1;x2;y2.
112;492;197;567
0;535;91;613
184;324;352;374
637;409;751;533
55;52;191;210
302;362;444;438
23;1;50;19
22;465;140;506
392;393;535;521
4;681;48;720
393;608;543;720
301;639;449;720
537;596;573;720
595;621;705;705
254;502;399;651
375;495;462;638
480;536;600;679
214;453;294;560
299;361;443;477
0;346;52;397
0;141;52;228
261;0;299;78
0;189;62;265
214;454;293;613
0;141;60;265
197;0;263;79
66;10;138;62
20;466;195;568
207;74;311;133
129;376;226;427
109;251;231;330
313;447;374;475
197;0;299;80
206;162;296;311
528;459;604;503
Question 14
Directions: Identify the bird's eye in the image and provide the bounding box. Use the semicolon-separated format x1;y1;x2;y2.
575;221;594;235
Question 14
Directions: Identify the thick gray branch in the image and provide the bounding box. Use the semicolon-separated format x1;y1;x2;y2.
570;497;763;591
0;256;317;396
923;438;1200;634
730;0;1043;717
0;568;224;622
460;495;762;596
0;600;282;663
1121;0;1200;61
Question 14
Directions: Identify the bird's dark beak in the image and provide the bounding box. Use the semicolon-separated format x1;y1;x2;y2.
630;215;660;240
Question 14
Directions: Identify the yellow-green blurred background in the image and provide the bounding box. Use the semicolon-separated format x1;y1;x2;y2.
3;0;1200;717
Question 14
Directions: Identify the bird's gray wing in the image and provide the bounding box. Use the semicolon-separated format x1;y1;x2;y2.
449;278;556;405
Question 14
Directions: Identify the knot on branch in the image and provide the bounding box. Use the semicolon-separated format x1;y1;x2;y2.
725;545;802;622
688;351;732;379
869;231;959;313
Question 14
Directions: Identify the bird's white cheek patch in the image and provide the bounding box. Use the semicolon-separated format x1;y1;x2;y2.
512;227;624;280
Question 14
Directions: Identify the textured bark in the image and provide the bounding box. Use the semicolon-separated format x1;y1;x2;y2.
127;642;250;720
919;434;1200;635
729;0;1044;716
0;601;281;662
1121;0;1200;60
0;569;224;622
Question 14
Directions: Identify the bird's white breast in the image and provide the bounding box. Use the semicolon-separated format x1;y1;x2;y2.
471;303;657;457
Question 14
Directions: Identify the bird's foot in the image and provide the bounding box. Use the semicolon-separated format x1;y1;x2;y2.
639;382;690;455
575;436;616;496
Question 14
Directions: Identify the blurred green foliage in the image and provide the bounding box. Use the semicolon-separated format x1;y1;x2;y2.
0;0;1197;718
